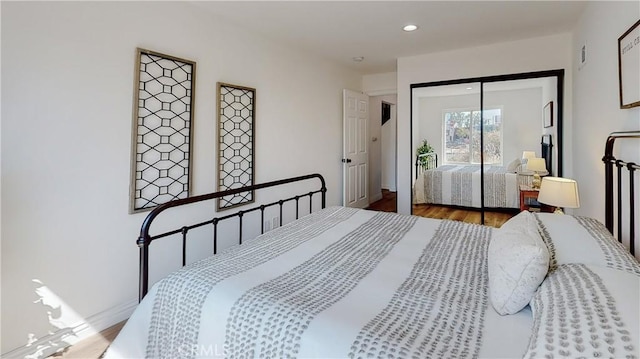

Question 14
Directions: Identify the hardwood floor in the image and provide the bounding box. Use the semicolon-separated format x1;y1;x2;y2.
47;321;125;359
366;189;398;212
367;189;516;228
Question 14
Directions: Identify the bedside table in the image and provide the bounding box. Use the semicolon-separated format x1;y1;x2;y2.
519;184;555;212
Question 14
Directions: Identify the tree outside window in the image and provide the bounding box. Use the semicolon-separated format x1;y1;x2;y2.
443;108;502;165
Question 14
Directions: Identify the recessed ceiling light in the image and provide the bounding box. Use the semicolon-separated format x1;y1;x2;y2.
466;87;473;90
352;56;364;62
403;24;418;32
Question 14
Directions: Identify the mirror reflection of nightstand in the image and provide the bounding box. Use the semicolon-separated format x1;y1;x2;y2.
519;184;555;212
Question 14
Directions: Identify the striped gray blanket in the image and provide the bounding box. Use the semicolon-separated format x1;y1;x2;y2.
102;208;640;359
414;165;529;209
123;207;493;358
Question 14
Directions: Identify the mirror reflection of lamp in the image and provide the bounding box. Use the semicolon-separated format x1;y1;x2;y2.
537;177;580;214
526;157;548;189
521;151;536;171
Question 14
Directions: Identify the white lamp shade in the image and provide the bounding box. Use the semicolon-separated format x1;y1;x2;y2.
537;177;580;208
527;157;547;173
522;151;536;160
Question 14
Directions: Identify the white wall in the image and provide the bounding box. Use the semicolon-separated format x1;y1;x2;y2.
397;33;573;214
571;1;640;249
368;98;383;202
363;72;397;96
1;2;361;355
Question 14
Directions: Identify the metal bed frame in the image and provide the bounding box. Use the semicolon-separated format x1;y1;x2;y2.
415;152;438;179
603;131;640;256
135;131;638;301
136;173;326;301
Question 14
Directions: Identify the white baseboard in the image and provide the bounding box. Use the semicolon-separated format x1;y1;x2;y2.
2;299;137;359
381;185;397;192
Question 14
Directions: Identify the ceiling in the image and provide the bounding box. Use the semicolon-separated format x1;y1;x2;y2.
189;1;587;75
413;77;555;98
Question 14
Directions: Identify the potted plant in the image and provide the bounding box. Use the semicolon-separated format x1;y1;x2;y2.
416;140;435;168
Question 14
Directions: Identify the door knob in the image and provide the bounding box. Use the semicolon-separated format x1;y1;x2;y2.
342;158;352;163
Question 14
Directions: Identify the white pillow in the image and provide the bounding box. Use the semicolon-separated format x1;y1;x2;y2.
500;210;540;240
488;228;550;315
506;157;521;173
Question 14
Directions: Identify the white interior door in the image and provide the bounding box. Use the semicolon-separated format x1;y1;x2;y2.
343;89;369;208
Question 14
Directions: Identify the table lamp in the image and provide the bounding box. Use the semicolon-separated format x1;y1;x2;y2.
521;151;536;170
537;177;580;214
526;157;547;189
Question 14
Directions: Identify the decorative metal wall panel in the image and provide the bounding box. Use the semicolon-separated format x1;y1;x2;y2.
216;82;255;210
129;48;196;213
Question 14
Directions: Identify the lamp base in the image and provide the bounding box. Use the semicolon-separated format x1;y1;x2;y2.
532;173;541;189
553;207;564;214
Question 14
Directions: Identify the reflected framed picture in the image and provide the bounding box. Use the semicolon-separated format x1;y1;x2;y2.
543;101;553;128
618;19;640;109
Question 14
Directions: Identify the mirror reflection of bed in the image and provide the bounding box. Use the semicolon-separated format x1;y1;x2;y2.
411;71;562;226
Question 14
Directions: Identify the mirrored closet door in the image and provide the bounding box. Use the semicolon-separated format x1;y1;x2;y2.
411;70;563;224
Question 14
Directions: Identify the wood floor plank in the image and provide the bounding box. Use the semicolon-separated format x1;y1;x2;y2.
48;321;125;359
449;209;468;222
367;190;515;228
464;211;482;225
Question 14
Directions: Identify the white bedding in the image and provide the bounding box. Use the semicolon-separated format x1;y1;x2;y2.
104;207;639;359
413;165;529;209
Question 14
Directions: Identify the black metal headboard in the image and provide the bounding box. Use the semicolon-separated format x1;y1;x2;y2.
136;173;327;301
602;131;640;256
541;134;553;175
415;152;438;179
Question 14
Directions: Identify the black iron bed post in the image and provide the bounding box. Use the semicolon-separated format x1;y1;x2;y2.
628;162;636;255
137;237;149;302
136;173;326;302
603;131;640;233
602;131;640;258
603;136;615;232
616;160;624;240
136;220;158;304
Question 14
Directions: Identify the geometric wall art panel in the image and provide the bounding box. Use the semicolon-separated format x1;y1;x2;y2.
216;82;255;210
129;48;196;213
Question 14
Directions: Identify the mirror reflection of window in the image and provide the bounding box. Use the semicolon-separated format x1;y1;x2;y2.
443;108;502;165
